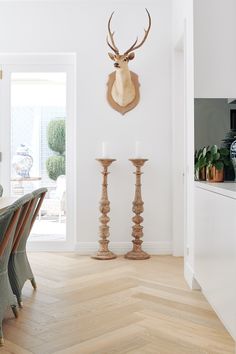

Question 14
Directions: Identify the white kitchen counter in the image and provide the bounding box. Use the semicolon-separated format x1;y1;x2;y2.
195;181;236;199
194;183;236;341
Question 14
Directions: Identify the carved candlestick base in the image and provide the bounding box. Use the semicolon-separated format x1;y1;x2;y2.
92;158;117;260
125;159;150;260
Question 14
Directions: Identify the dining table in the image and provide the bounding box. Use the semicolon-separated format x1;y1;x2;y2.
0;197;18;212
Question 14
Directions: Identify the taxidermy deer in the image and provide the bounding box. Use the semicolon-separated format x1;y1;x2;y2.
106;9;151;115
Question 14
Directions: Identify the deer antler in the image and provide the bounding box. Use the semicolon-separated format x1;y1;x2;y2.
124;9;151;55
107;11;119;54
122;38;138;56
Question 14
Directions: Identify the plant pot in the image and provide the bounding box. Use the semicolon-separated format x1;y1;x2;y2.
199;167;206;181
206;166;224;182
195;167;206;181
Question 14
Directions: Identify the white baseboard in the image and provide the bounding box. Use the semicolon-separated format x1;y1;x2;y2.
27;241;75;252
75;241;172;255
184;261;201;290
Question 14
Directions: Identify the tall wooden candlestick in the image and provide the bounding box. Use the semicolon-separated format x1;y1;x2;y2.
92;158;117;260
125;158;150;260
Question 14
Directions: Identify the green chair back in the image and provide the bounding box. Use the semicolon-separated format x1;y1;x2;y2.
8;189;47;307
13;188;47;252
0;196;28;345
0;199;22;268
11;193;33;252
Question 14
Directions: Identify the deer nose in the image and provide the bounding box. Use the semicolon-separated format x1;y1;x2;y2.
114;63;120;68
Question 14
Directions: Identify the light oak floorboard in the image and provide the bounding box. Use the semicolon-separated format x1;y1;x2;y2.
0;254;234;354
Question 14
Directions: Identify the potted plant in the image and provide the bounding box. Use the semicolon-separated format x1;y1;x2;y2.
46;119;66;181
206;145;230;182
195;147;207;180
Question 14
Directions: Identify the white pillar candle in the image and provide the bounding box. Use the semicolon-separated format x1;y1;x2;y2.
135;141;141;158
102;142;108;158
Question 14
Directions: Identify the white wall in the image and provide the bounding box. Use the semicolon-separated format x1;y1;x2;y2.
193;1;236;336
172;0;195;287
171;43;185;257
193;0;236;292
0;0;173;253
194;0;236;98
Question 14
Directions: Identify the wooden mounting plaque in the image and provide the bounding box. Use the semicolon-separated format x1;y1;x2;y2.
106;71;140;115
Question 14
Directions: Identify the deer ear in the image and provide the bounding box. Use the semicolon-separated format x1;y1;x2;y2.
127;52;135;60
108;52;115;61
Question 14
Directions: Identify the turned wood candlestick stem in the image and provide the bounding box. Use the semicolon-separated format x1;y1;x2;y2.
125;159;150;260
92;158;117;260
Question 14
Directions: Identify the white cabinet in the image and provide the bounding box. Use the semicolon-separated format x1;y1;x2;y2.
195;183;236;340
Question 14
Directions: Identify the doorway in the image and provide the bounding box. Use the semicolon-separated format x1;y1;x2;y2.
172;34;186;257
0;54;76;251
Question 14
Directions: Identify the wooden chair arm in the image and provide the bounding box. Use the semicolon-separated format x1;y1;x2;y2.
0;208;21;257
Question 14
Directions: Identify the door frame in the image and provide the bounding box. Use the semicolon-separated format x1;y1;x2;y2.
172;28;187;257
0;53;77;251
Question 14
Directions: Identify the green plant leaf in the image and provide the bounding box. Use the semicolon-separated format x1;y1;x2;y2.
213;152;220;161
219;148;229;157
202;147;207;157
210;145;218;155
197;149;202;159
47;119;66;155
208;155;213;164
46;155;65;181
214;161;224;171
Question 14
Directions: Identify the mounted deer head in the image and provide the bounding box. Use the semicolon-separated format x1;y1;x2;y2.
106;9;151;115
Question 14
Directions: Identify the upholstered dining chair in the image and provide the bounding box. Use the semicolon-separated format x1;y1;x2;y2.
0;185;3;197
0;197;24;346
8;188;47;308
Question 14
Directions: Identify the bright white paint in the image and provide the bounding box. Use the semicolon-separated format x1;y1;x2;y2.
194;0;236;98
0;1;172;253
195;183;236;340
193;0;236;336
188;0;236;293
172;0;195;286
171;35;185;256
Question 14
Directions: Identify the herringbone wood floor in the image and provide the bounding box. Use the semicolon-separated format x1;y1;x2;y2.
0;254;234;354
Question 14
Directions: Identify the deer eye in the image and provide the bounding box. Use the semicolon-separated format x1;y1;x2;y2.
123;58;127;62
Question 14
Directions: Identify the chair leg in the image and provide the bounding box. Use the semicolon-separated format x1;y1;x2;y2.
11;305;19;318
31;278;37;290
0;326;4;346
17;298;23;308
